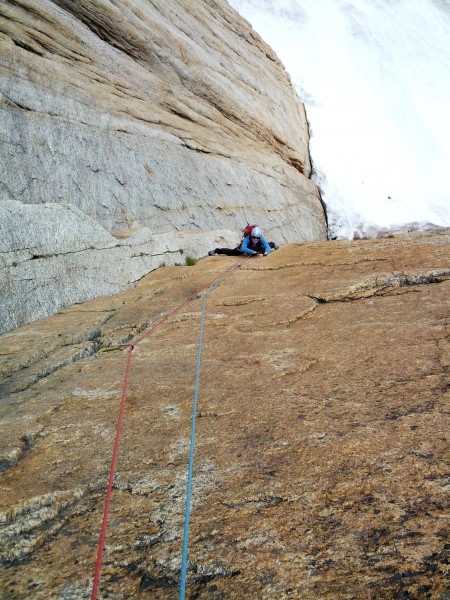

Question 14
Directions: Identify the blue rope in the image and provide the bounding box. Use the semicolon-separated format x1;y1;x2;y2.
179;257;247;598
179;292;207;599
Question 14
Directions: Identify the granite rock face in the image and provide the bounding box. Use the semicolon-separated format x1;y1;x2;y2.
0;199;240;333
0;0;327;332
0;229;449;599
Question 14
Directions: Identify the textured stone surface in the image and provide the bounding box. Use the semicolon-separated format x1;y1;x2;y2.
0;0;327;332
0;199;239;333
1;229;449;599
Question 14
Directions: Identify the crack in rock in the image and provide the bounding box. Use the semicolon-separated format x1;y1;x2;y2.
309;270;450;303
0;342;100;399
220;495;288;510
0;430;44;475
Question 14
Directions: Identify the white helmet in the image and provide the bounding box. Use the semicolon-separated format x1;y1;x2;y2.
251;226;262;238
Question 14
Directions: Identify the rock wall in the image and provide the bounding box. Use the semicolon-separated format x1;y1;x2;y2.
0;200;240;332
0;0;327;333
1;230;449;598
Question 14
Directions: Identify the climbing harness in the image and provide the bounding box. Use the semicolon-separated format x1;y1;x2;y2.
91;256;248;600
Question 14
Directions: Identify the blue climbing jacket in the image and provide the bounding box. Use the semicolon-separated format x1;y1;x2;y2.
240;235;271;256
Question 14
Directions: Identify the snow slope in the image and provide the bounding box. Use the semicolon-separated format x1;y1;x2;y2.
229;0;450;238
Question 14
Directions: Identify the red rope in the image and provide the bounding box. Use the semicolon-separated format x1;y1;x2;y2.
133;256;247;345
91;255;247;599
91;345;134;600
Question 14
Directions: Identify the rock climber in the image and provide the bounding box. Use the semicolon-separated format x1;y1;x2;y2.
209;226;277;257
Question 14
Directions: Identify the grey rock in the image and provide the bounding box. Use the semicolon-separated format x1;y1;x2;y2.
0;201;239;333
0;0;327;332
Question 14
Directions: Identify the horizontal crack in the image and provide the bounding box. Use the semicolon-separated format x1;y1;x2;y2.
309;270;450;303
220;495;288;509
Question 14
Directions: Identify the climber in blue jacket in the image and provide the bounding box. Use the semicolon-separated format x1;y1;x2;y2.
208;226;277;256
240;226;271;257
